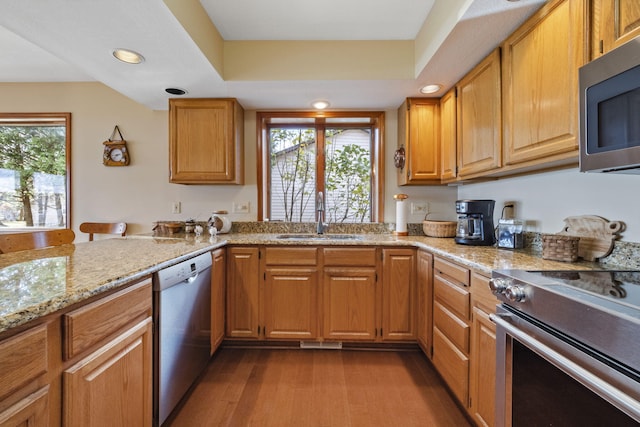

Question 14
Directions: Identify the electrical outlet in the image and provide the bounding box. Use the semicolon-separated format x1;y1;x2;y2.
410;202;429;215
232;201;250;214
172;201;181;214
502;201;515;219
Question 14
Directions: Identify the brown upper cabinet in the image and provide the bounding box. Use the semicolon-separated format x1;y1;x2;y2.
592;0;640;58
396;98;441;185
169;98;244;184
501;0;587;169
440;88;457;183
456;48;502;180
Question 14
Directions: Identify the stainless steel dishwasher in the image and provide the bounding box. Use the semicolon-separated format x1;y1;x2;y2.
153;252;212;426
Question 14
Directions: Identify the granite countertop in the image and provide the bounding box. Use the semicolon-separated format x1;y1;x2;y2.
0;231;606;335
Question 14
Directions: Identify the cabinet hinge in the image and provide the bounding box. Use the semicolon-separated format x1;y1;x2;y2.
599;39;604;54
375;272;378;282
258;250;261;259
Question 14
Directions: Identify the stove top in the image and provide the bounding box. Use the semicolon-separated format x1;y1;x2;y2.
525;270;640;310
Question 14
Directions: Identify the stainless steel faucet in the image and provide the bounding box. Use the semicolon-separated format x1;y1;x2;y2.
316;191;325;234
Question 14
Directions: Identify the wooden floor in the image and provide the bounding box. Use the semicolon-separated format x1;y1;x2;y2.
167;347;472;427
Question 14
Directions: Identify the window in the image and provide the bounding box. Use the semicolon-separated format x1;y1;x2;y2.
0;113;71;229
258;111;384;223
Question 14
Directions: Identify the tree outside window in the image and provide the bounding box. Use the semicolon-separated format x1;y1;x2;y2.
0;114;70;229
258;112;383;223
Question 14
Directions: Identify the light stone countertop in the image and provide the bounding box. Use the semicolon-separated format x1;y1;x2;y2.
0;232;605;335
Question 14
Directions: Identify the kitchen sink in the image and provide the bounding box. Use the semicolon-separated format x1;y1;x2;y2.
275;234;363;241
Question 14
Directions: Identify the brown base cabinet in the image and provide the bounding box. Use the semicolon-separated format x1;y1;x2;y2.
381;248;416;341
432;257;471;405
226;246;261;339
225;246;417;343
0;277;153;427
469;271;498;427
63;318;152;427
416;250;433;356
322;247;378;340
211;248;226;353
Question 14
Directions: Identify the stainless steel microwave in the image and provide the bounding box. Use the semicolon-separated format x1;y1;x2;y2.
579;36;640;174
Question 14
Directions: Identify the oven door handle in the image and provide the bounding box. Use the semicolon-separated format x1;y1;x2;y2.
491;313;640;421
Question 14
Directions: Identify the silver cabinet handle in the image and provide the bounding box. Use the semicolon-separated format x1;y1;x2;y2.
491;313;640;422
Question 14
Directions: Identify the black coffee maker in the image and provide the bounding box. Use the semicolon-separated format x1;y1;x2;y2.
454;200;496;246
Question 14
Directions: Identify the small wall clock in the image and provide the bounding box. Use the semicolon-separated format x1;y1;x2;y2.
103;125;130;166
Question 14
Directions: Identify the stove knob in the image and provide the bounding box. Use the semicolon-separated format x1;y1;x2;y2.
505;285;526;303
489;278;511;294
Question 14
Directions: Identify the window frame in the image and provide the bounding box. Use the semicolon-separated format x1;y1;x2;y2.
257;111;384;223
0;112;72;230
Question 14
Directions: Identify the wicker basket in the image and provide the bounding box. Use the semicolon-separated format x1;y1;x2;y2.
542;234;580;262
423;220;457;238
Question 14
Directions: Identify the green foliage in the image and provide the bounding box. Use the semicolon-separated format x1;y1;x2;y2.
0;125;66;227
269;127;371;223
325;132;371;223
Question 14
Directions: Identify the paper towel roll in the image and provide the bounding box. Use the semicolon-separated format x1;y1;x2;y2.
394;194;408;235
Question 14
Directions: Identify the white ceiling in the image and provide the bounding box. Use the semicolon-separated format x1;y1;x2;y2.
0;0;546;111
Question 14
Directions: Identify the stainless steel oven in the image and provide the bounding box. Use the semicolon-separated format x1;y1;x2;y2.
489;270;640;426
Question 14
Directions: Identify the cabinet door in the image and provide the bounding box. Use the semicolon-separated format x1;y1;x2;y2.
264;268;318;340
502;0;586;166
210;248;226;353
469;306;497;427
456;48;502;178
169;98;244;184
381;248;416;341
397;98;440;185
63;318;153;427
593;0;640;58
323;268;377;341
416;250;433;357
226;247;260;339
440;89;457;182
0;386;49;427
469;271;498;426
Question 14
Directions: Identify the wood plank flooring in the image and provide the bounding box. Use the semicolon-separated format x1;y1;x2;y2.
167;347;472;427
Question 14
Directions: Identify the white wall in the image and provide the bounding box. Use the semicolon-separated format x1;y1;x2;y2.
2;82;637;243
458;168;640;242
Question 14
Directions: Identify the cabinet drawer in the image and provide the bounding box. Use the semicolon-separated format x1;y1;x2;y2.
323;247;377;266
434;257;470;286
265;247;317;266
0;324;48;401
433;327;470;405
433;301;470;353
434;274;470;321
63;278;152;359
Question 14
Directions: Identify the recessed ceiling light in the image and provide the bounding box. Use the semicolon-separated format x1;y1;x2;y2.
420;84;441;94
165;88;187;95
312;100;330;110
112;48;145;64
